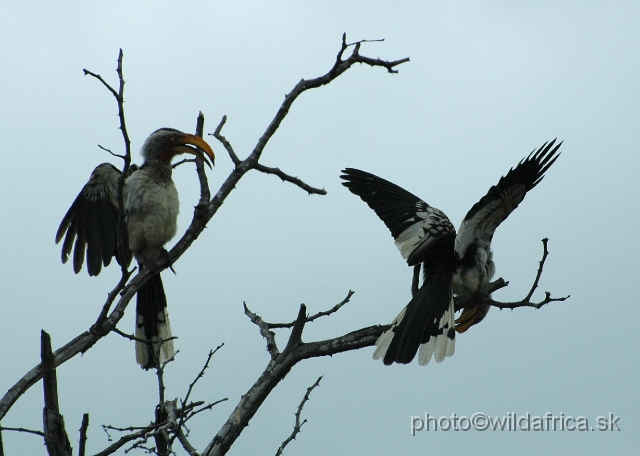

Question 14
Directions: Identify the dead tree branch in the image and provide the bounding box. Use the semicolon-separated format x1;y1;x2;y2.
268;290;355;329
84;49;132;278
0;426;45;438
454;239;569;312
275;376;322;456
78;414;89;456
41;330;72;456
203;296;384;456
179;345;224;429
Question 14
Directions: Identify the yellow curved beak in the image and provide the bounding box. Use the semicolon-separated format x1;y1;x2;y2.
174;134;215;168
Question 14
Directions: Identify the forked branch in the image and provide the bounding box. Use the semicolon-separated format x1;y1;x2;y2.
454;238;569;312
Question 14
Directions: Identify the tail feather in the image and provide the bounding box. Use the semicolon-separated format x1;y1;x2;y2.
374;264;454;365
135;273;174;369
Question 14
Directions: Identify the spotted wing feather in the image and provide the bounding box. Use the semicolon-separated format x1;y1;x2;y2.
341;168;456;266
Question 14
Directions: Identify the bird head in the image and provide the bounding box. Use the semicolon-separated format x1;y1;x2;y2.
142;128;215;168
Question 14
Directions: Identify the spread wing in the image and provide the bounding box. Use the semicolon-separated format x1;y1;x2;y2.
341;168;456;266
55;163;132;276
455;139;561;259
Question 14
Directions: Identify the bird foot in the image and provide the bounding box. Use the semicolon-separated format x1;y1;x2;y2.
160;248;176;275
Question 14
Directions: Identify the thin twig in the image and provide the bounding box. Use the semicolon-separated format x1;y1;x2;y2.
275;376;322;456
254;163;326;195
181;399;228;425
269;291;354;329
97;145;126;160
487;292;570;310
0;426;45;437
95;425;157;456
211;116;240;165
179;345;224;429
173;158;197;168
524;237;551;302
175;426;199;456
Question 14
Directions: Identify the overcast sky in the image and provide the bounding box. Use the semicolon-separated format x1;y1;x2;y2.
1;2;638;455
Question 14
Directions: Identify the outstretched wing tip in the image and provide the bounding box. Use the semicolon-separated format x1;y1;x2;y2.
56;163;125;276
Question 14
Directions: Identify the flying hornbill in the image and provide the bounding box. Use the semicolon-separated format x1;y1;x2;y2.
55;128;215;369
341;139;560;366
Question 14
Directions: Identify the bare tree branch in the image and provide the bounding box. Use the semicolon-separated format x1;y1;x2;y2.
95;424;157;456
0;426;45;438
275;376;322;456
244;302;280;359
41;331;72;456
211;116;240;165
97;145;125;160
454;239;569;312
179;345;224;430
203;298;385;456
84;49;132;278
175;426;199;456
78;414;89;456
268;290;355;329
193;112;211;205
254;163;326;195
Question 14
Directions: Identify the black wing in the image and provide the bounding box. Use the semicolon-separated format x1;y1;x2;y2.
55;163;131;276
341;168;456;266
455;139;561;259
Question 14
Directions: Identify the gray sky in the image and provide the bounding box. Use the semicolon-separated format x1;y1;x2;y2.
1;2;638;455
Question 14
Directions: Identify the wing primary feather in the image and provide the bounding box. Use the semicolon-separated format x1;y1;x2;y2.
56;163;122;275
455;139;561;259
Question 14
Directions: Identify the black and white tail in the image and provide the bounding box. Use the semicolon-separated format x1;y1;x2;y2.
135;272;174;369
374;264;455;365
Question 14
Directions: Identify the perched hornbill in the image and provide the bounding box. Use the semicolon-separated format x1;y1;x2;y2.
55;128;215;369
341;139;561;366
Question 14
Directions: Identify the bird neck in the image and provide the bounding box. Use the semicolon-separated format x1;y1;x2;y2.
140;159;173;182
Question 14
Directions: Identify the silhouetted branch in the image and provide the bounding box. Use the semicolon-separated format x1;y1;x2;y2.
254;163;327;195
244;302;280;359
41;330;72;456
211;116;239;165
275;376;322;456
204;295;385;456
269;290;355;329
97;145;125;160
193;112;212;204
84;49;132;278
0;426;44;438
454;239;569;312
78;414;89;456
178;345;225;429
96;424;157;456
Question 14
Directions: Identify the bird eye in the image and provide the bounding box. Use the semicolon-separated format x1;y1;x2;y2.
170;136;177;142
